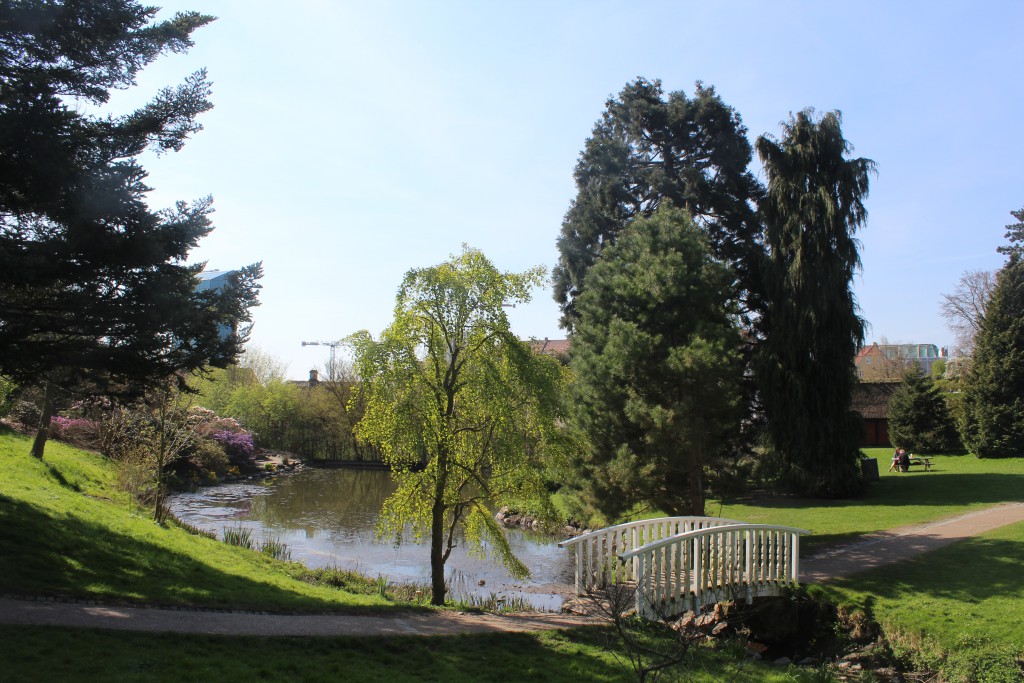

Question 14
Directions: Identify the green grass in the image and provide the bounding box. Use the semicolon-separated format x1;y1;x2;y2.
819;520;1024;682
5;427;1023;681
0;427;406;612
709;448;1024;551
0;625;813;683
0;427;816;682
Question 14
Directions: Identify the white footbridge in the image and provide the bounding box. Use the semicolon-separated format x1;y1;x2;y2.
559;517;809;620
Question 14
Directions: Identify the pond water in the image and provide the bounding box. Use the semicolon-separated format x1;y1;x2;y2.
168;467;574;610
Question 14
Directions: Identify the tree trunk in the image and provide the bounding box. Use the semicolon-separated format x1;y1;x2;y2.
29;380;56;459
429;488;447;605
688;444;704;516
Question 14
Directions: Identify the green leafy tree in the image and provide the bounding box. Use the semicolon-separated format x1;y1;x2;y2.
568;206;743;519
888;366;959;454
350;247;567;605
755;110;874;497
960;256;1024;458
553;78;763;331
0;1;261;459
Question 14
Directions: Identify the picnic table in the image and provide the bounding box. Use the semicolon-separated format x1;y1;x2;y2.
907;456;933;471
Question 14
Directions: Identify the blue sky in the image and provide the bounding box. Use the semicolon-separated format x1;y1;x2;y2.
117;1;1023;378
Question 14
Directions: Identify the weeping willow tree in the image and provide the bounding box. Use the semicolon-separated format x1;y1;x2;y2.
755;110;875;497
350;247;568;605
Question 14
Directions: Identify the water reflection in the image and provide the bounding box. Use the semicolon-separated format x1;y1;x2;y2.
169;467;573;610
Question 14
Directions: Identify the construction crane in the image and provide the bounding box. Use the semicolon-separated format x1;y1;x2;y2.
301;340;342;370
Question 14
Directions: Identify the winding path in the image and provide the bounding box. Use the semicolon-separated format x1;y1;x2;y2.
2;502;1022;637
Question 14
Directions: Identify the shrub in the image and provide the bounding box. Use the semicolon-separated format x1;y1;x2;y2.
49;416;101;450
210;430;255;465
9;400;40;428
191;438;229;476
0;376;15;417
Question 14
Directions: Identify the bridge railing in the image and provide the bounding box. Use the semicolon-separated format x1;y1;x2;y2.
618;523;810;620
558;516;744;594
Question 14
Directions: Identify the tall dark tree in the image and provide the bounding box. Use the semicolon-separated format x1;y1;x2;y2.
755;110;874;497
960;235;1024;458
553;78;763;331
568;206;744;520
888;366;959;454
996;206;1024;261
0;1;261;458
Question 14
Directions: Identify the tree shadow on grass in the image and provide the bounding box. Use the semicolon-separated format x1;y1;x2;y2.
0;495;423;614
728;473;1024;511
831;535;1024;605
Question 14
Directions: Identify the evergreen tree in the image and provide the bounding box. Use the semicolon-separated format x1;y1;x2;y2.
553;78;763;331
755;110;874;497
568;206;743;519
0;1;262;457
887;366;959;454
960;256;1024;458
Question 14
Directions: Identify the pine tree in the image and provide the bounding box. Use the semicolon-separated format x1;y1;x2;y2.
887;366;959;454
960;257;1024;458
755;110;874;497
0;1;262;458
553;78;763;331
567;206;743;519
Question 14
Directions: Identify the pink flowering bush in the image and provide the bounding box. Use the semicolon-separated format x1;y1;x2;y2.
50;416;101;450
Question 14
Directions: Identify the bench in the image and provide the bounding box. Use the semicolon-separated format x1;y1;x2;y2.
907;457;933;471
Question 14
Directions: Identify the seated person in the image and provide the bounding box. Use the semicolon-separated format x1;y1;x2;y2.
889;449;902;472
899;449;911;472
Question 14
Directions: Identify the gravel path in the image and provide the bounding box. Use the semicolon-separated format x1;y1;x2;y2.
3;502;1022;637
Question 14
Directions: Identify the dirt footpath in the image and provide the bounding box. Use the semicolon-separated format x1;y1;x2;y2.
0;598;596;637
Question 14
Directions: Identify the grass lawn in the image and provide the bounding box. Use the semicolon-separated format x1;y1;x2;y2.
4;427;1023;682
819;519;1024;682
710;448;1024;551
0;624;817;683
0;427;815;683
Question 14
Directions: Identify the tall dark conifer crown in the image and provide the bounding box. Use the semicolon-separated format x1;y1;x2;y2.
553;78;763;332
755;110;874;496
0;1;262;456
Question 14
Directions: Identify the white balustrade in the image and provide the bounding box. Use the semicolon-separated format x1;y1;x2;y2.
616;523;810;620
557;516;743;594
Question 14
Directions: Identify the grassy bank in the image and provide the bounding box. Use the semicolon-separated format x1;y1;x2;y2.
0;427;403;612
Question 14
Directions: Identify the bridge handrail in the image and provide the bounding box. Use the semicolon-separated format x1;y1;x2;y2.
618;523;811;561
557;516;744;549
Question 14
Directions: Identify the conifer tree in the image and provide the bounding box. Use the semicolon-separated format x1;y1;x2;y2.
553;78;763;331
0;1;261;458
887;366;959;454
960;248;1024;458
755;110;874;497
568;206;743;518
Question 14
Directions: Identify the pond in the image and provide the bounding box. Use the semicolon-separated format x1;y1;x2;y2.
168;466;575;610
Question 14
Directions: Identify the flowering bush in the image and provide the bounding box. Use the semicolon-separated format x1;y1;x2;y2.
190;407;247;437
210;429;255;465
50;416;101;450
